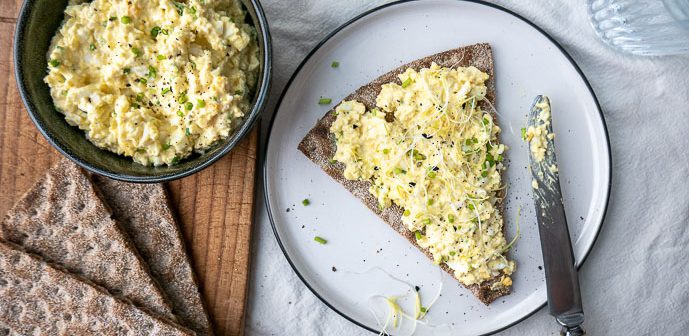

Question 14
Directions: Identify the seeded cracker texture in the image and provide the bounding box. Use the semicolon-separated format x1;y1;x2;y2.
297;43;511;305
0;240;193;335
91;175;213;335
0;159;175;320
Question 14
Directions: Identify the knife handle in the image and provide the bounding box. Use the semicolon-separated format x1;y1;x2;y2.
561;325;585;336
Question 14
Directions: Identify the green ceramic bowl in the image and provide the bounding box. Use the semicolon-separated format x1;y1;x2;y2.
14;0;272;183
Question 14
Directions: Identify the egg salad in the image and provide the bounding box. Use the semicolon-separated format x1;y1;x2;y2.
44;0;259;166
525;99;554;163
330;64;515;286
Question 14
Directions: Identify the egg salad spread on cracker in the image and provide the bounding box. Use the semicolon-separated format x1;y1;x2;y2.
330;64;515;286
45;0;259;166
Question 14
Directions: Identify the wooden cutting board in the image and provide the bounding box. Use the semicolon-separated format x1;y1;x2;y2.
0;2;257;335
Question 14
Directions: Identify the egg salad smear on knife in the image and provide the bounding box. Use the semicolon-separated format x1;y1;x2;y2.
330;64;515;286
45;0;259;166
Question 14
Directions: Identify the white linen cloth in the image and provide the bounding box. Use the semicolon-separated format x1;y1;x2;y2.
246;1;689;335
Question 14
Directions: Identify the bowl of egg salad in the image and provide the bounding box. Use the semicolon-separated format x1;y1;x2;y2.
14;0;271;182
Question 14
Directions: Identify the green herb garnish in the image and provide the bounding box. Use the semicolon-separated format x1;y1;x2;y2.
177;110;184;117
185;127;191;136
318;98;332;105
302;199;310;206
162;87;171;95
314;236;327;244
448;214;455;223
89;44;96;51
403;209;411;216
48;59;60;67
415;231;423;240
197;99;206;108
147;65;157;79
157;54;166;60
521;127;527;140
184;102;193;110
162;143;171;150
151;26;162;38
131;47;142;57
401;77;412;88
331;61;339;68
394;168;406;174
120;16;132;24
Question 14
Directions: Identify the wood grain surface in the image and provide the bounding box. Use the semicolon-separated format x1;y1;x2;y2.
0;3;257;335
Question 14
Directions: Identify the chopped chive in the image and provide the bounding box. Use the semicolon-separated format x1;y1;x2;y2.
403;209;410;216
185;127;191;136
108;16;117;21
177;110;184;117
135;93;144;101
120;16;132;24
302;199;310;206
162;143;171;150
184;102;193;110
401;77;412;88
139;78;147;85
151;26;162;38
394;168;406;174
123;67;131;74
448;214;455;223
382;148;390;154
420;306;428;313
173;1;185;15
161;28;169;35
197;99;206;108
162;87;171;95
48;59;60;67
483;117;490;125
497;154;503;162
235;90;243;95
131;47;142;57
422;218;431;225
189;6;197;15
427;171;437;179
467;203;475;210
171;155;180;165
147;65;157;78
481;171;488;178
415;231;423;240
427;199;434;206
89;43;96;51
157;54;166;60
331;61;339;68
449;251;456;256
318;98;332;105
314;236;327;244
177;93;188;104
521;127;527;140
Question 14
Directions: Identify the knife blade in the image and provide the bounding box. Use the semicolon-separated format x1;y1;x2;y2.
527;95;585;336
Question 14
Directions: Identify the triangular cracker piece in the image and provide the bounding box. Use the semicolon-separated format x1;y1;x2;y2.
91;175;213;335
0;240;192;335
1;159;175;320
298;43;512;304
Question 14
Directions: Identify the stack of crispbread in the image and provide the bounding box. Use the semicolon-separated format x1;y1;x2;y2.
0;159;213;335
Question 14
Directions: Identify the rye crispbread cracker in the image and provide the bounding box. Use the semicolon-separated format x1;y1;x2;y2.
91;175;213;335
0;240;193;336
298;43;511;304
0;159;175;320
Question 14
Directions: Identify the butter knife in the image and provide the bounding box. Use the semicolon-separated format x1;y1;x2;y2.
527;95;585;336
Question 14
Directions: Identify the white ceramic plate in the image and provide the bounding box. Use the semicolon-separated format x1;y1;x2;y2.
264;1;611;335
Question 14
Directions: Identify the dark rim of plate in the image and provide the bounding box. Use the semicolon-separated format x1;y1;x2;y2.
13;0;273;183
263;0;612;335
